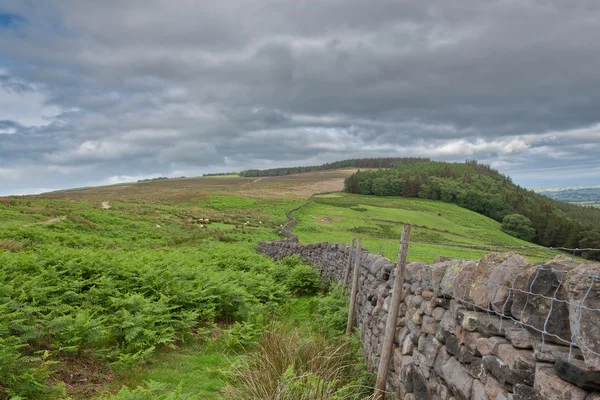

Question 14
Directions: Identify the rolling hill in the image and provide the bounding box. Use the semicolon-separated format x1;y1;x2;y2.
344;160;600;258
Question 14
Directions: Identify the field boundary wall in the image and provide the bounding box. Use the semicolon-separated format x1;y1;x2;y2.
257;240;600;400
280;192;340;241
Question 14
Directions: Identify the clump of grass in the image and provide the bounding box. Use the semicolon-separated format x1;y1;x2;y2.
67;214;97;229
0;239;23;252
222;325;374;400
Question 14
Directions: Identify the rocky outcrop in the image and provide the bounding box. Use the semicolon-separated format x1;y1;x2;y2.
257;240;600;399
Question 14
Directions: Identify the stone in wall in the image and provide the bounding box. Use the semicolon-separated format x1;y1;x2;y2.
488;254;530;314
476;313;519;337
484;375;509;400
513;384;541;400
440;260;478;301
471;379;486;400
405;261;428;283
441;356;473;400
506;327;534;349
469;252;512;309
534;342;583;363
565;262;600;371
555;358;600;392
496;344;535;385
476;336;509;357
510;263;571;342
535;363;589;400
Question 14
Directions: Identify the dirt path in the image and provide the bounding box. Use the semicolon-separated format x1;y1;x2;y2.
24;216;67;227
101;201;111;209
42;216;67;224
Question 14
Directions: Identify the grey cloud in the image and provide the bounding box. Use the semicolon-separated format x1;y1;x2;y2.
1;0;600;194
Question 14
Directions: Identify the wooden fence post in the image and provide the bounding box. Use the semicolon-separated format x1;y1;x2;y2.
343;237;356;287
346;237;362;335
374;225;412;399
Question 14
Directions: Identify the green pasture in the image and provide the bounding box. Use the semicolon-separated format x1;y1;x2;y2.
292;193;569;263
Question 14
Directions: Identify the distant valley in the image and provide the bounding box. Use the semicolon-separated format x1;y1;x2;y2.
537;186;600;207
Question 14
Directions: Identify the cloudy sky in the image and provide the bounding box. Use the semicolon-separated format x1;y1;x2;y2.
1;1;599;195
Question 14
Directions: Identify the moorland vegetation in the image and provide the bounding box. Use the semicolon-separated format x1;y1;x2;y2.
0;194;370;399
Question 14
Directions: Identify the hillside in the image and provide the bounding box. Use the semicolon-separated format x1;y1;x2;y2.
34;169;354;202
239;157;429;177
292;193;559;263
344;160;600;258
0;163;594;398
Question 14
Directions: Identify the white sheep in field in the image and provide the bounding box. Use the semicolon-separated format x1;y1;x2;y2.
200;224;204;228
156;224;161;228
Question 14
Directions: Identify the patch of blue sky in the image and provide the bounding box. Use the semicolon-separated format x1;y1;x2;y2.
0;12;25;29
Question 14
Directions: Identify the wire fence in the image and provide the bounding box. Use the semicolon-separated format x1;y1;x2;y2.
352;236;600;366
370;240;598;264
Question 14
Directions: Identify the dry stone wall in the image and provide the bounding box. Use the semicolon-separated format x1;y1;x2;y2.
257;240;600;400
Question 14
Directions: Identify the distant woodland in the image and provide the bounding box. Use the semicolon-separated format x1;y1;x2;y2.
137;176;186;183
239;158;430;177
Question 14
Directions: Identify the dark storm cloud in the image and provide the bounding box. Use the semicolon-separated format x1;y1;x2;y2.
1;0;600;194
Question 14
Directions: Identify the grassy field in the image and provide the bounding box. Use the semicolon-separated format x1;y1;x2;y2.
0;169;563;398
575;201;600;208
292;193;568;263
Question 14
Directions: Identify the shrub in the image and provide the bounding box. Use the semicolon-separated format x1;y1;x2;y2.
501;214;536;242
285;265;323;296
310;287;350;339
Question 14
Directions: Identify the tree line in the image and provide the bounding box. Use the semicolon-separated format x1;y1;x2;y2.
239;157;430;177
202;172;239;177
137;176;186;183
344;161;600;259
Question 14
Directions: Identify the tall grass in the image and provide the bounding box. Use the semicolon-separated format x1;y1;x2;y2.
222;325;374;400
